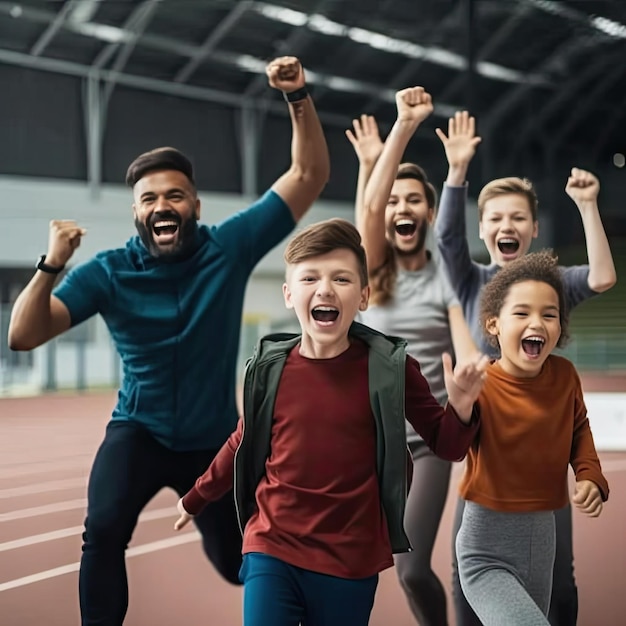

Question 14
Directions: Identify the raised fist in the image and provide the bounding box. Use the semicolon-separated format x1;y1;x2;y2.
266;56;306;92
395;86;433;125
47;220;86;267
565;168;600;206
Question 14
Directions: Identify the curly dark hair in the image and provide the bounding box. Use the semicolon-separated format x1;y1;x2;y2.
479;250;570;348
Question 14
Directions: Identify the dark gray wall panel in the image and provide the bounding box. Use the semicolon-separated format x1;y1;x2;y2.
0;65;86;179
257;114;291;196
257;114;361;202
102;88;241;193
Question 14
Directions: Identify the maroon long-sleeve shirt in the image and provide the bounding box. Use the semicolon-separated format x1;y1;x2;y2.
183;340;477;578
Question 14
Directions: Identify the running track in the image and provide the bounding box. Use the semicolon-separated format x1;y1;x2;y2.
1;386;624;625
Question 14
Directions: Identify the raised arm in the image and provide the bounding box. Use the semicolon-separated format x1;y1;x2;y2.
404;353;486;461
345;114;384;233
267;56;330;222
565;168;616;294
8;220;86;350
448;305;480;365
434;112;482;290
360;87;433;272
436;111;481;188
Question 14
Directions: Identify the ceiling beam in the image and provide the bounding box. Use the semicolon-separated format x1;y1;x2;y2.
361;2;464;115
508;48;624;156
92;0;158;70
481;0;622;136
98;0;161;105
251;1;549;86
551;62;626;148
521;0;620;42
30;0;81;56
0;2;460;118
0;46;375;131
243;0;333;98
175;1;252;84
438;1;531;104
482;37;581;135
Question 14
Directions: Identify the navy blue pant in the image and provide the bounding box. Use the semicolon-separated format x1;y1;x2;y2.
452;497;578;626
240;553;378;626
79;421;242;626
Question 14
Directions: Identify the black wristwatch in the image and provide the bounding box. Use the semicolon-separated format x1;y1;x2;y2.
36;254;65;274
283;86;309;103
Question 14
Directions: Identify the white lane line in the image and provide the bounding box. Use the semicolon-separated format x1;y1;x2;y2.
0;499;87;523
0;526;79;552
0;457;91;480
0;507;175;552
0;532;200;593
0;478;87;499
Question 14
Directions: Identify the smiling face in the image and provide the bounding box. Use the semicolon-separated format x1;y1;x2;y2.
132;169;200;258
487;280;561;378
385;178;434;258
283;248;370;359
479;193;538;266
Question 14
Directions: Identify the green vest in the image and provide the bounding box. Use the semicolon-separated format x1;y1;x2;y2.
234;321;412;553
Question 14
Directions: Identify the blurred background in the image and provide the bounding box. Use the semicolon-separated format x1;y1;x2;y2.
0;0;624;392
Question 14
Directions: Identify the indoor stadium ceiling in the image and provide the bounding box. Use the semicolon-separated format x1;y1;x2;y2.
1;0;625;160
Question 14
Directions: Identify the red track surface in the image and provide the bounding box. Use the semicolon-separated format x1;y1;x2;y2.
1;390;624;625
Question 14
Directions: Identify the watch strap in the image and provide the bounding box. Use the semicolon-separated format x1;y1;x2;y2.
283;86;309;103
36;254;65;274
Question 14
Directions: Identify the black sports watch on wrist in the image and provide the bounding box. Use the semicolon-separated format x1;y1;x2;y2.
283;86;309;103
36;254;65;274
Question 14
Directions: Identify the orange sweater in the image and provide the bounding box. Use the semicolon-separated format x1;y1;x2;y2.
460;355;609;512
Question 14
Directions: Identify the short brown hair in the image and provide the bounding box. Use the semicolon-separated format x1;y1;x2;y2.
477;177;538;221
396;162;438;209
284;218;368;287
125;147;195;188
479;250;569;348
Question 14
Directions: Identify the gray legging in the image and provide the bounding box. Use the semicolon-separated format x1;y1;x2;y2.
451;497;578;626
395;440;452;626
456;501;556;626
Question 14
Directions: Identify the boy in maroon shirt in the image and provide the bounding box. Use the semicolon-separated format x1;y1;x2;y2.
174;218;488;626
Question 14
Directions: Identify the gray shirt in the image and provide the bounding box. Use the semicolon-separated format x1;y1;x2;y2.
359;255;459;441
434;184;597;357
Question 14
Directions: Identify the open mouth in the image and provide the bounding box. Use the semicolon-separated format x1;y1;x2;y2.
521;335;545;358
394;219;417;238
311;306;339;325
152;219;180;245
497;238;520;256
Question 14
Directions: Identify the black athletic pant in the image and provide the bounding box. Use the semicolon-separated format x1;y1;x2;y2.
79;421;242;626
